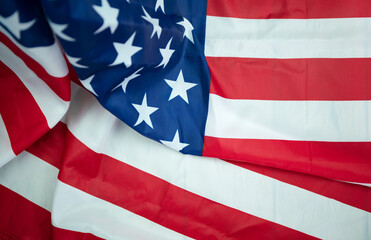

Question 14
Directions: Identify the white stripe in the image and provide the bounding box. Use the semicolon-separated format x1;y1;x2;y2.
342;181;371;188
0;114;15;167
0;151;58;211
0;25;69;77
0;137;190;240
67;83;371;240
0;42;69;128
205;94;371;141
53;181;193;240
205;16;371;58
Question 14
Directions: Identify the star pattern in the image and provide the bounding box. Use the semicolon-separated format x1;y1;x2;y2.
155;0;165;14
25;0;209;155
160;130;189;152
0;11;35;39
66;54;88;68
165;70;197;104
93;0;120;34
132;94;159;128
156;38;174;68
110;31;142;68
177;17;194;44
142;7;162;39
49;21;75;41
111;67;143;93
80;75;98;96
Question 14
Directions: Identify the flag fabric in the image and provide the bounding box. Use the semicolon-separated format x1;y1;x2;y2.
204;0;371;185
2;0;370;183
0;0;71;167
1;83;371;239
39;0;371;184
1;0;371;239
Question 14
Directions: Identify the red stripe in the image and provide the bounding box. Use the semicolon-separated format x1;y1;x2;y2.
203;136;371;184
0;32;70;101
27;122;67;169
226;161;371;213
0;185;102;240
207;57;371;100
59;130;317;240
207;0;371;19
26;121;371;217
0;62;49;155
0;185;51;240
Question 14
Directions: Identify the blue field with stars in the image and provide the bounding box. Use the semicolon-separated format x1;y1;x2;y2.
39;0;211;155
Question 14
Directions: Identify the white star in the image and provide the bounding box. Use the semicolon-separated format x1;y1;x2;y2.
110;31;142;68
165;70;197;104
66;54;88;68
49;21;75;41
177;17;194;44
155;0;165;13
93;0;119;34
132;94;159;128
142;7;162;39
111;67;143;93
0;11;36;39
160;130;189;152
80;75;98;96
156;38;174;68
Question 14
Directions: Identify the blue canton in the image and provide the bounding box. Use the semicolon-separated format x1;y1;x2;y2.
41;0;210;155
0;0;54;47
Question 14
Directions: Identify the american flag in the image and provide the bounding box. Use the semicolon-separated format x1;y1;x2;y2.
0;0;370;239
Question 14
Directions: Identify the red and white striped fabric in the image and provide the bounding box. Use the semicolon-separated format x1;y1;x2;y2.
203;0;371;185
0;83;370;239
1;0;371;239
0;22;71;167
